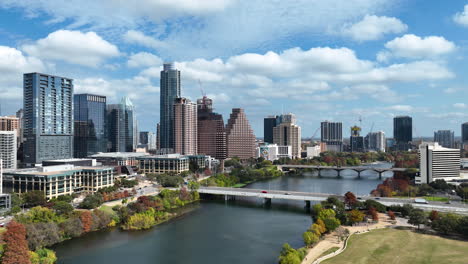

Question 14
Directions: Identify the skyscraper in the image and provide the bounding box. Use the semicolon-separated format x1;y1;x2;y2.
174;98;197;155
226;108;256;159
350;126;364;152
160;62;181;152
365;131;386;152
107;97;135;152
321;121;343;152
0;116;19;131
139;131;149;145
393;116;412;150
197;96;227;160
73;94;107;158
23;73;73;164
264;116;277;143
417;142;460;184
462;123;468;150
273;113;301;158
0;131;17;169
434;130;454;148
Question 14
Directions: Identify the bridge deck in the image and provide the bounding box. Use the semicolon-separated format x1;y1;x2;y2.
277;165;408;172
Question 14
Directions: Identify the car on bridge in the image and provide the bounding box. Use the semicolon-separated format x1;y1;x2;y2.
261;190;268;193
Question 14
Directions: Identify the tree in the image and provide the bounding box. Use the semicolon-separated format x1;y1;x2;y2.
323;217;341;231
22;191;47;207
30;248;57;264
79;193;104;209
317;208;336;221
348;210;365;224
1;221;31;264
456;216;468;238
60;216;83;238
429;210;439;222
25;222;61;250
16;206;60;224
344;191;358;208
408;209;427;230
188;181;200;192
52;201;74;216
303;231;319;247
431;213;460;234
80;211;93;233
156;174;184;187
388;210;396;220
364;200;386;213
278;243;302;264
315;218;327;234
189;160;200;173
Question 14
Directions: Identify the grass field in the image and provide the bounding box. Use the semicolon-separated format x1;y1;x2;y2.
318;247;340;259
322;228;468;264
423;196;449;202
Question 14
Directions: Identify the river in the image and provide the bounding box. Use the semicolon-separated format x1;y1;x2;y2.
54;164;392;264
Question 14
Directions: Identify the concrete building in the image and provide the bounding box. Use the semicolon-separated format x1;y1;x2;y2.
0;131;17;169
0;116;19;131
3;164;114;199
174;98;197;155
256;144;292;161
434;130;455;148
160;63;181;153
365;131;386;152
273;113;301;158
148;132;157;151
137;154;189;174
89;152;149;166
321;121;343;152
107;97;135;152
263;116;277;144
23;73;74;165
417;142;460;184
74;94;107;158
226;108;256;160
306;145;322;159
394;116;412;150
462;123;468;151
197;96;227;161
0;160;12;212
350;126;364;152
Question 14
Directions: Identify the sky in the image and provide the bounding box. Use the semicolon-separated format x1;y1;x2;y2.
1;0;468;138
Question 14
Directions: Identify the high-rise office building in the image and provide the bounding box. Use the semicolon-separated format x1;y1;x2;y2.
156;123;160;150
148;132;157;151
23;73;73;164
462;123;468;150
264;116;277;143
107;97;135;152
365;131;386;152
174;98;197;155
0;116;19;131
160;62;181;152
15;109;24;146
417;142;460;184
350;126;364;152
197;96;227;160
73;94;107;158
0;131;17;169
273;113;301;158
139;131;149;145
226;108;255;159
321;121;343;152
434;130;454;148
393;116;412;150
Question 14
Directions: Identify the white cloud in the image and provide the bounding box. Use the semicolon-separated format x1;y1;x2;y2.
453;103;467;109
127;52;163;68
444;87;461;94
453;5;468;27
342;15;407;41
22;30;120;67
383;34;456;59
123;30;168;50
385;105;413;112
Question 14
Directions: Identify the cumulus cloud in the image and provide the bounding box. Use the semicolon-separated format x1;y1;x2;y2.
381;34;456;59
453;5;468;27
342;15;407;41
127;52;163;68
385;105;413;112
453;103;467;109
123;30;168;50
22;30;120;67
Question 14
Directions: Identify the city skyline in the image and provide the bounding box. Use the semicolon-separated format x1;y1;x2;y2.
2;1;468;137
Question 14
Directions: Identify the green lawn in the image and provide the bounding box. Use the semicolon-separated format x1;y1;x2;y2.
423;196;449;202
322;228;468;264
318;247;340;258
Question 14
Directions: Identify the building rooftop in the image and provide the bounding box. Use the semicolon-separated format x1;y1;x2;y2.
90;152;150;159
5;164;113;176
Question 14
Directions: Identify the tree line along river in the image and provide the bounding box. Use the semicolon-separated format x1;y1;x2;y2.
54;166;391;264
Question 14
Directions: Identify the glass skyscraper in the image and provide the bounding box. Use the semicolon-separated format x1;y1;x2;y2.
107;97;135;152
74;94;107;158
160;62;181;152
23;72;73;164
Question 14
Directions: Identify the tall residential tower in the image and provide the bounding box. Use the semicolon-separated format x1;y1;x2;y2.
174;98;197;155
160;63;181;152
226;108;255;159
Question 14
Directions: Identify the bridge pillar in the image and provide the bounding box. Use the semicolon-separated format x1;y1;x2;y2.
264;198;272;205
305;201;311;209
336;169;341;177
357;170;361;179
378;171;383;179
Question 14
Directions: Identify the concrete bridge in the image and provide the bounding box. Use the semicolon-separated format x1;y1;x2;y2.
276;165;408;179
197;187;468;214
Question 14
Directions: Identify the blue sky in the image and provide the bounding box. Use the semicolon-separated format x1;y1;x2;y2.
1;0;468;138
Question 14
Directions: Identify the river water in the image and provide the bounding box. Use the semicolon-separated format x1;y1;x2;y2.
54;165;391;264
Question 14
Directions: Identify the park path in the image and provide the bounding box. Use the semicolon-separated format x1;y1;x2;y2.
301;213;410;264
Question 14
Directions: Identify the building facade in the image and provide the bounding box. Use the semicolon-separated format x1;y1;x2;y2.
3;164;114;199
73;94;107;158
0;116;19;131
174;98;197;155
0;131;17;169
462;123;468;150
23;73;74;165
226;108;256;159
160;63;181;152
138;154;189;174
321;121;343;152
197;96;227;160
365;131;386;152
434;130;455;148
263;116;277;144
273;113;301;158
256;144;292;161
393;116;412;150
417;142;460;184
107;97;135;152
350;126;364;152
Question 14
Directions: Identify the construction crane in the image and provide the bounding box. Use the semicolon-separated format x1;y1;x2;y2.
311;127;320;140
198;79;206;97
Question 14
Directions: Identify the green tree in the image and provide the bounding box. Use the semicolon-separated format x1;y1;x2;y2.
25;222;61;250
317;208;336;220
408;209;427;230
52;201;74;216
30;248;57;264
323;217;341;231
189;160;200;173
278;243;302;264
303;231;319;247
79;193;104;209
432;213;460;234
188;181;200;192
364;200;386;213
22;191;46;207
16;206;61;224
156;174;184;187
348;210;365;224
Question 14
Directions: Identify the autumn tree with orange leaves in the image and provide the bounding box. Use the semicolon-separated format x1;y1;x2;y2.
80;211;93;233
1;221;31;264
